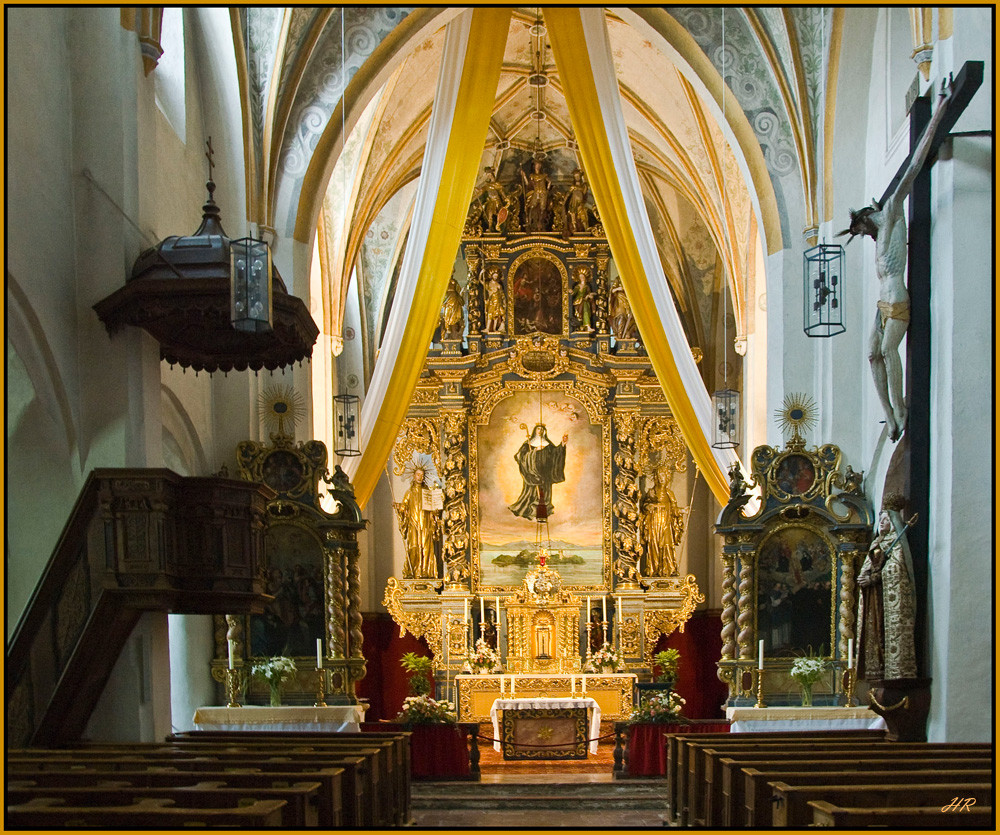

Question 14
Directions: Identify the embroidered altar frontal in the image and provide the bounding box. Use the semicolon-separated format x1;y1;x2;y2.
502;706;589;760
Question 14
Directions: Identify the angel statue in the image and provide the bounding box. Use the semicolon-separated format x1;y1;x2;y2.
394;453;443;579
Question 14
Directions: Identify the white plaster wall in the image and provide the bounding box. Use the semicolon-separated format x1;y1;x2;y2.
168;614;217;733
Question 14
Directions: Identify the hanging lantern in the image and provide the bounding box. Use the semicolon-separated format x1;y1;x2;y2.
803;243;845;337
712;388;741;449
231;236;273;333
334;393;360;456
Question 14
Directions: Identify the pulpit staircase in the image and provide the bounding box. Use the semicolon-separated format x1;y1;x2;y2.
6;469;274;747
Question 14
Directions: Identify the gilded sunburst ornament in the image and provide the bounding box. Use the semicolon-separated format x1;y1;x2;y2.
259;385;304;438
776;393;816;444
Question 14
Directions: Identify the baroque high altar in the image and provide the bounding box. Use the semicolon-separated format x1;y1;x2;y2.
382;160;703;721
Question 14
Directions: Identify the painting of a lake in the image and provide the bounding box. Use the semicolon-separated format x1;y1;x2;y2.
480;541;604;588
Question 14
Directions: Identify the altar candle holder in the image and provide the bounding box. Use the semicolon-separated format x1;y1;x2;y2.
842;665;856;707
225;667;246;708
314;667;329;707
754;667;767;709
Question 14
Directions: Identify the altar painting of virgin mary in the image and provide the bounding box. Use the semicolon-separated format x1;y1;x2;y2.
476;389;605;588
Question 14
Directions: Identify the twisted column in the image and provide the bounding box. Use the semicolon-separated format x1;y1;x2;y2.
346;547;364;660
735;553;754;660
838;549;857;661
719;554;737;661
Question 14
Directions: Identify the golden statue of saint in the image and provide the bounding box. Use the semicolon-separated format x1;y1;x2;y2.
440;276;464;339
394;466;441;578
640;465;684;576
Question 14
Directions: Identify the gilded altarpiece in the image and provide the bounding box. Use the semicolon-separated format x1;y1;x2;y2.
715;412;873;707
213;394;367;705
382;169;704;717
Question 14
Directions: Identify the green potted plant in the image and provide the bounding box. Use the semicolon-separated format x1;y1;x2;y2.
652;648;680;687
399;652;434;696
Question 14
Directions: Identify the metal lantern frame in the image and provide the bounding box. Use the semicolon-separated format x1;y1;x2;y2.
803;243;845;337
334;393;361;456
231;235;274;333
712;387;741;450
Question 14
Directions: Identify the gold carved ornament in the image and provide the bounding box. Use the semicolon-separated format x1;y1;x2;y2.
393;418;442;477
381;578;443;657
641;575;704;665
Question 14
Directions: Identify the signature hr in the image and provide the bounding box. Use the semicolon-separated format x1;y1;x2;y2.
941;798;977;812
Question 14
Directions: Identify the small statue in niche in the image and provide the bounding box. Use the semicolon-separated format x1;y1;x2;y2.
565;168;591;234
587;607;605;654
639;464;685;576
571;266;596;333
609;276;637;340
484;267;505;333
521;158;551;232
474;167;507;233
394;463;442;579
856;496;918;682
440;276;465;340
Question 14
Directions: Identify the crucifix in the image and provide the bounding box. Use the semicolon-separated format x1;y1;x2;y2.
840;61;982;686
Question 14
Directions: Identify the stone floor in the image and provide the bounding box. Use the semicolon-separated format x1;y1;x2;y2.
410;773;672;829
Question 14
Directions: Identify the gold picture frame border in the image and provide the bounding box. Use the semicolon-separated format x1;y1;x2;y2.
470;378;612;595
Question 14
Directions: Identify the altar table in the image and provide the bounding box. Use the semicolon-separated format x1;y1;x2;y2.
490;697;601;755
456;673;635;722
192;704;366;733
726;705;886;733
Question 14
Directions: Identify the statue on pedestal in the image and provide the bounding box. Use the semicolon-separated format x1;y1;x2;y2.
394;464;442;579
440;276;464;340
640;465;685;576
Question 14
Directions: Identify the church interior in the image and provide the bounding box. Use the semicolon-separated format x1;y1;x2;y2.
6;5;994;829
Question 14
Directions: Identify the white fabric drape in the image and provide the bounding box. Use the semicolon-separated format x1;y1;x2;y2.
341;13;473;485
576;9;740;481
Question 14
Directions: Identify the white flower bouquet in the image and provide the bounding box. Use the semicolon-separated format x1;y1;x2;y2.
789;655;827;687
396;694;457;725
628;690;687;724
250;655;297;686
469;638;500;672
590;642;620;671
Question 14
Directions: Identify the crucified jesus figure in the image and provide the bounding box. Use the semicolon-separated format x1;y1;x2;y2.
839;79;952;442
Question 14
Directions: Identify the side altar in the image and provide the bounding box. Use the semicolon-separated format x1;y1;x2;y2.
381;160;705;707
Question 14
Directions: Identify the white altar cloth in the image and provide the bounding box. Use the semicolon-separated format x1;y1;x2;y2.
726;705;886;733
192;704;365;733
490;697;601;754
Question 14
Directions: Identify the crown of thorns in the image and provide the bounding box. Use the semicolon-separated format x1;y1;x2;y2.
836;201;882;243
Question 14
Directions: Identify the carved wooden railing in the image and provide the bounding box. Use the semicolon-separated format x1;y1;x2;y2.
6;468;274;746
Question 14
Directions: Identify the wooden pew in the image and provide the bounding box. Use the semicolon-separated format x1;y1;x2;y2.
737;750;994;827
166;730;411;825
808;799;994;829
8;751;367;828
673;731;879;826
664;729;878;823
9;770;342;827
771;780;994;827
691;739;989;827
6;780;321;827
6;796;287;828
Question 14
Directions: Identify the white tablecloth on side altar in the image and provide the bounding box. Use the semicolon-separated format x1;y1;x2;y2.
490;697;601;754
192;704;365;732
726;705;886;733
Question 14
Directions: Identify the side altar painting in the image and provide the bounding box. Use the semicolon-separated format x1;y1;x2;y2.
381;160;705;711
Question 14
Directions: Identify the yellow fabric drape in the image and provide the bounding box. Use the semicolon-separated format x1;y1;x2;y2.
350;8;511;508
545;8;730;505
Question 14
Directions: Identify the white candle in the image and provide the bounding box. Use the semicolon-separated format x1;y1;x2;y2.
602;595;607;622
316;638;323;670
847;638;854;670
571;675;576;695
758;639;764;670
500;675;505;696
495;596;500;621
511;676;516;697
464;598;469;624
618;596;623;626
228;639;235;670
582;674;587;694
480;596;485;623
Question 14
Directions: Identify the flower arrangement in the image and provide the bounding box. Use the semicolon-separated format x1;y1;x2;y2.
250;656;297;686
400;652;434;696
652;648;681;684
628;690;687;724
469;638;500;673
250;656;297;706
789;647;828;706
589;642;620;671
395;694;457;725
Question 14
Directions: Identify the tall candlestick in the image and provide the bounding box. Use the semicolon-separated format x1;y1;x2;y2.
758;639;764;670
228;639;235;670
847;638;854;670
617;596;623;626
316;638;323;670
480;596;485;623
602;595;607;622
